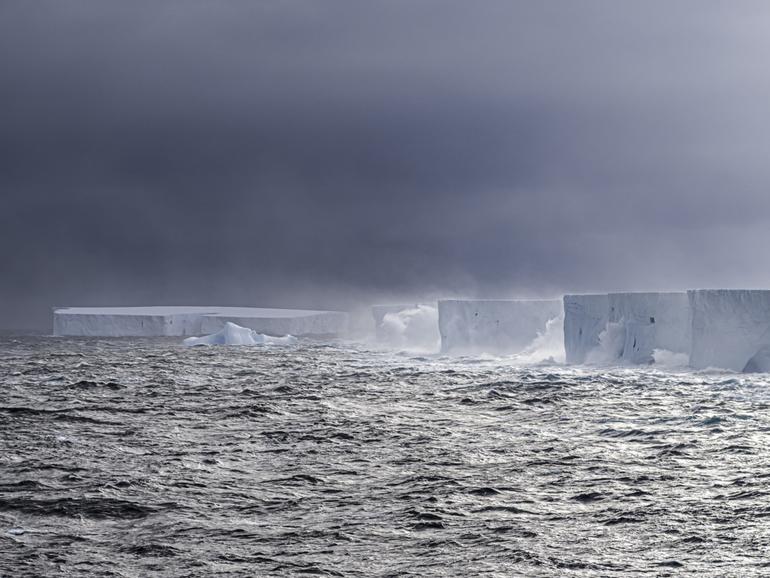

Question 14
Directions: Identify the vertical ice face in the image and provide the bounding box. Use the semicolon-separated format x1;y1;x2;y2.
563;294;610;364
564;292;690;365
689;290;770;371
52;307;349;337
608;292;691;364
53;311;179;337
438;299;563;355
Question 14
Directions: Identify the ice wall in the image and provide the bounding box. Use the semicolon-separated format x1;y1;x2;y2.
563;294;609;364
53;307;205;337
608;292;691;364
563;292;690;365
438;299;563;355
199;309;348;336
53;306;348;337
689;290;770;371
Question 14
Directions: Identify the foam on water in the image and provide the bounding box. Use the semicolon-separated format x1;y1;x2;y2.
652;348;690;369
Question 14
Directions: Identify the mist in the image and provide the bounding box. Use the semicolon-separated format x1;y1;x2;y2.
3;1;770;331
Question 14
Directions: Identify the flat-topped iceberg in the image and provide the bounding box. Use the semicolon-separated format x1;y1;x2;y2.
438;299;563;355
53;306;348;337
183;322;297;347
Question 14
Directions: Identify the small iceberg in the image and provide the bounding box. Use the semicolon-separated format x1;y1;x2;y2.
183;322;298;347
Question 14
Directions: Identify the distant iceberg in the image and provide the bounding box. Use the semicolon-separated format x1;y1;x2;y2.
53;306;347;337
183;322;298;347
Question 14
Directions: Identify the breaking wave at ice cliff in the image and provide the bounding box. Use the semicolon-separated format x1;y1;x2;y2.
378;305;441;353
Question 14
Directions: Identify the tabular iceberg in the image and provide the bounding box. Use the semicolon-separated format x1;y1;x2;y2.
689;290;770;371
53;306;348;337
438;299;563;355
183;322;297;346
371;304;440;351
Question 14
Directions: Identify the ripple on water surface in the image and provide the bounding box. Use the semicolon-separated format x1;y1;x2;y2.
2;336;770;576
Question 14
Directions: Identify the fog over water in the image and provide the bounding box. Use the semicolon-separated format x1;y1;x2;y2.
3;1;770;331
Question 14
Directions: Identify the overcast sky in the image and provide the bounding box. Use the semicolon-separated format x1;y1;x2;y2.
3;1;770;330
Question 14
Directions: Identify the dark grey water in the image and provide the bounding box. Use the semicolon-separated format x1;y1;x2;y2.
2;336;770;576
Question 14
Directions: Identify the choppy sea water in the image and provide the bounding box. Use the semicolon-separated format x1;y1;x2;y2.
2;337;770;577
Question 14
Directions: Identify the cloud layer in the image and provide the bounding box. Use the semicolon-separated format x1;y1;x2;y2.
3;1;770;330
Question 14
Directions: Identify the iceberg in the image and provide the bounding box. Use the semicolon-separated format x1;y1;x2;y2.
438;299;563;355
371;304;440;351
183;322;297;346
689;290;770;371
53;306;348;337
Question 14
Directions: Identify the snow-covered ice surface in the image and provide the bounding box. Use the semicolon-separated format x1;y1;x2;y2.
182;322;297;347
438;299;563;355
4;336;770;576
53;306;348;338
689;289;770;372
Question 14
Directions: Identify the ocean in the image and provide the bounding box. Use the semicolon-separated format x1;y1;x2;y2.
2;336;770;576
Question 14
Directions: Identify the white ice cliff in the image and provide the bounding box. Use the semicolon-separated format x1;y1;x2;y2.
438;299;563;355
183;322;297;346
563;294;609;364
689;290;770;372
53;306;348;337
609;292;691;364
564;292;690;365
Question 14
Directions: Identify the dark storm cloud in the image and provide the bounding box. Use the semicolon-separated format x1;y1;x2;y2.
2;1;770;330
